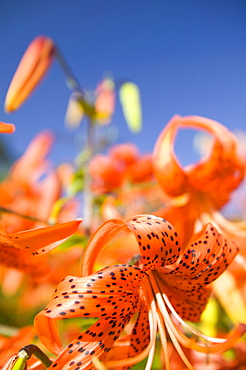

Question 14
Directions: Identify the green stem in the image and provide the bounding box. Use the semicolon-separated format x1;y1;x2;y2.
55;47;84;95
83;118;94;238
0;206;50;224
18;345;52;368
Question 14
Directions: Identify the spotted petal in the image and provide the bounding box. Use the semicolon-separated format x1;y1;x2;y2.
82;215;181;275
35;265;145;365
157;223;239;321
0;219;82;278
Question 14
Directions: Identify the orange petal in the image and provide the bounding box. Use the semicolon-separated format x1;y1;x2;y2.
10;130;54;184
109;143;139;166
158;223;239;321
82;215;181;276
7;219;82;255
5;35;55;112
35;264;144;360
34;314;63;356
0;122;15;134
153;115;188;197
0;219;81;278
153;115;244;209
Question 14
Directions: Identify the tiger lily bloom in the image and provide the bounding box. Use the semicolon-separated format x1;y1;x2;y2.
153;115;246;323
0;219;82;279
153;115;246;244
5;35;55;112
34;215;245;370
0;122;15;133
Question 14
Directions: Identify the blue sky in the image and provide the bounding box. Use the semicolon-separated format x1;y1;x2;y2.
1;0;246;166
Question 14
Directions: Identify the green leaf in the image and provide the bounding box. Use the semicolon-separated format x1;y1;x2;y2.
119;82;142;133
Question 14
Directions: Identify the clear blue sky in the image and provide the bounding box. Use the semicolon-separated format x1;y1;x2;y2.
1;0;246;166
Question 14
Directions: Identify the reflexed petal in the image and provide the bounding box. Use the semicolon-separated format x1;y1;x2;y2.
35;265;145;364
82;215;181;276
157;223;239;321
153;115;244;209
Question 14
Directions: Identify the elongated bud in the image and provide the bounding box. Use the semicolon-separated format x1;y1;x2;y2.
5;35;55;112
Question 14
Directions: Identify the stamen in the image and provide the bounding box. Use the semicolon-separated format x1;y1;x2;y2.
212;210;246;236
153;273;246;354
155;308;170;370
163;293;225;343
149;272;194;370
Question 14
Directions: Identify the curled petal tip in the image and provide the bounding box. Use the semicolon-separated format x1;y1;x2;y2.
5;35;55;112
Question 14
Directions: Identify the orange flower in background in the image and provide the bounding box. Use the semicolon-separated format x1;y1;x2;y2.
0;122;15;134
34;215;244;370
153;115;246;325
153;115;245;243
89;154;125;193
0;218;82;279
109;142;139;166
89;143;154;195
0;131;69;233
4;35;55;112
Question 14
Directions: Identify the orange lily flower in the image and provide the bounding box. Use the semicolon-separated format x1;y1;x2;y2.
89;143;154;196
0;122;15;134
5;35;55;112
34;215;245;370
0;219;82;279
0;131;66;233
153;115;245;244
89;154;125;193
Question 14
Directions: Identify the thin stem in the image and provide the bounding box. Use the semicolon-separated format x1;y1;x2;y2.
17;345;52;368
0;206;50;225
149;272;194;370
55;47;84;95
83;117;94;237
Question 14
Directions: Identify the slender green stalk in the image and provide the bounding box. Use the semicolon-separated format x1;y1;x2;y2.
55;47;84;95
0;206;50;224
83;118;95;237
12;345;52;370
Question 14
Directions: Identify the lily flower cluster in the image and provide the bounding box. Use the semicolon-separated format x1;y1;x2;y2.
0;35;246;370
